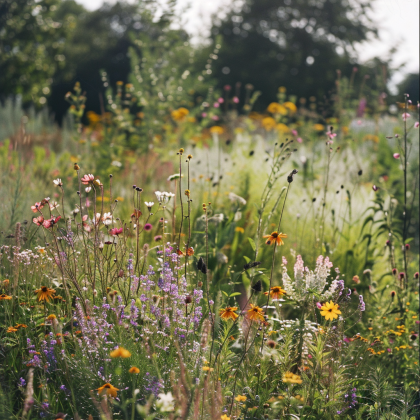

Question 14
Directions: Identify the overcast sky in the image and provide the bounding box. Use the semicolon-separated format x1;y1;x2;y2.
77;0;419;89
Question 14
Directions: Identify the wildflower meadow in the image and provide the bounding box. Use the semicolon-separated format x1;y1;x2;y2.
0;2;419;420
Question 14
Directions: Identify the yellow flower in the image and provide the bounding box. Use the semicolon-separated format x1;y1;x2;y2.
279;86;287;93
264;286;287;300
221;415;230;420
282;372;302;384
313;124;325;131
235;227;244;233
7;327;18;333
246;304;265;322
284;101;297;113
0;294;12;300
129;366;140;374
262;117;276;131
235;395;247;402
263;231;287;246
35;286;56;303
275;123;290;133
219;307;239;321
47;314;57;320
210;126;224;135
97;383;119;398
319;301;341;321
110;347;131;358
202;366;214;372
267;102;287;115
171;107;189;121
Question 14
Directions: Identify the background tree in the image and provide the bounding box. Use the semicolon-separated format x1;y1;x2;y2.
0;0;75;106
207;0;379;108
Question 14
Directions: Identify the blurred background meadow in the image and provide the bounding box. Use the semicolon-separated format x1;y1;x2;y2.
0;0;419;419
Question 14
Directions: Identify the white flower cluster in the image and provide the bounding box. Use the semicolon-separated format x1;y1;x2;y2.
155;191;175;204
282;255;342;302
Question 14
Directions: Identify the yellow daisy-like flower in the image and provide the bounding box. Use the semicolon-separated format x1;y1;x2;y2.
47;314;57;320
282;371;302;384
0;294;12;300
7;327;18;333
235;395;247;402
110;347;131;358
313;123;325;131
319;301;341;321
262;117;276;131
35;286;56;303
267;102;287;115
263;231;287;246
171;107;189;121
96;383;119;398
210;126;224;135
202;366;214;372
128;366;140;374
264;286;287;300
246;304;265;322
221;415;230;420
284;101;297;113
219;307;239;321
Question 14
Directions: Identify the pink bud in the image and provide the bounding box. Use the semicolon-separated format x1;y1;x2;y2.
372;185;379;191
415;122;419;128
316;302;322;309
393;153;400;159
296;137;303;143
291;129;298;136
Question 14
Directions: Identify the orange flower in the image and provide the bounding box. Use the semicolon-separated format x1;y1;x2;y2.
96;383;119;398
129;366;140;374
15;324;27;329
264;286;287;300
35;286;56;302
246;304;265;322
219;307;239;321
110;347;131;358
0;294;12;300
263;231;287;246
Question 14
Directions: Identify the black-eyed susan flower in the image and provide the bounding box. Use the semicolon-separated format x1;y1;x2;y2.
263;231;287;246
319;301;341;321
35;286;56;302
129;366;140;374
96;383;119;398
219;307;239;321
110;347;131;358
246;304;265;322
235;395;247;402
264;286;287;300
0;294;12;300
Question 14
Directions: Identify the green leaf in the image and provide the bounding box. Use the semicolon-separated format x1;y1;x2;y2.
243;255;251;264
248;237;256;252
221;291;229;297
229;292;241;297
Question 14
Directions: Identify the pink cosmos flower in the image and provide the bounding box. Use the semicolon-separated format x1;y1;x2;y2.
402;113;410;121
393;153;400;159
42;216;61;229
327;132;337;140
33;216;44;226
81;174;95;185
109;227;123;236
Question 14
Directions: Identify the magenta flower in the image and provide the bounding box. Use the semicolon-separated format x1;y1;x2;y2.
233;96;239;103
327;132;337;140
393;153;400;159
109;227;123;236
316;302;322;309
154;235;162;241
415;122;419;128
144;223;153;231
218;97;224;104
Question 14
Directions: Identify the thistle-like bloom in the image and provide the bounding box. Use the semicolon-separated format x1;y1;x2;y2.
263;231;287;246
97;383;119;398
282;372;303;384
319;301;341;321
35;286;56;302
264;286;287;300
246;304;265;322
81;174;95;185
219;307;239;321
110;347;131;358
129;366;140;374
0;294;12;300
